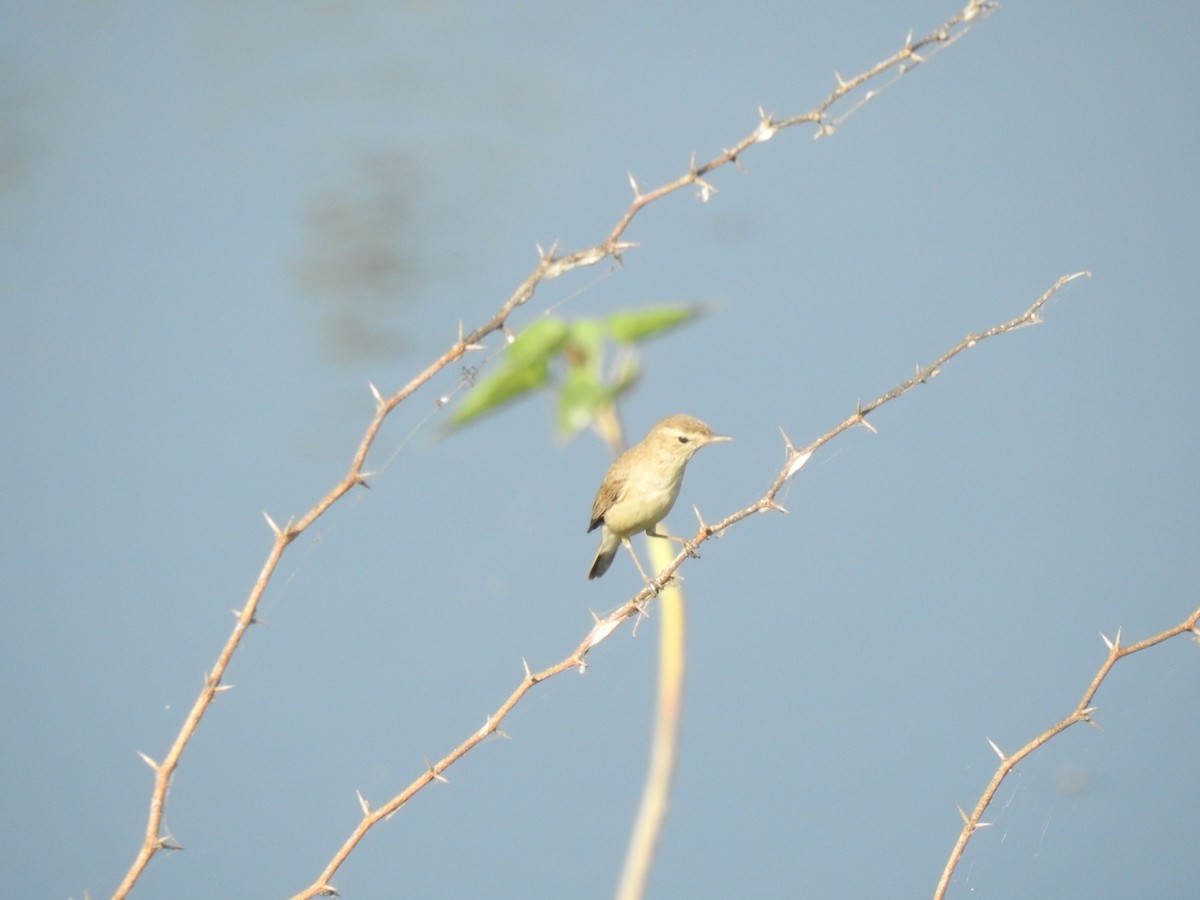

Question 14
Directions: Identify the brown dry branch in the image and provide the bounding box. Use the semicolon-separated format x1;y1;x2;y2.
934;604;1200;899
288;270;1084;900
114;3;997;897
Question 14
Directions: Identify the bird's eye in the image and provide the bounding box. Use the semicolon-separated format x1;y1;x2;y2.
677;436;690;444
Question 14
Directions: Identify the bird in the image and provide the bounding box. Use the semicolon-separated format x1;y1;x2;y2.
587;414;731;581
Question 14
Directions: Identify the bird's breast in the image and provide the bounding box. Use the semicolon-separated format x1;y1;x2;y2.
602;468;684;536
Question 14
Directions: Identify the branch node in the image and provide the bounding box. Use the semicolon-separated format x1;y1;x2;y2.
137;750;160;773
785;450;813;480
425;758;449;785
155;834;184;852
585;617;621;650
754;105;778;143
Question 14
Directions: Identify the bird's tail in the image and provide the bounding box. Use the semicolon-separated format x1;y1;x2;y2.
588;529;620;579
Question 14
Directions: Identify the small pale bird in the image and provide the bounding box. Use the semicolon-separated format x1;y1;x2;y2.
588;414;731;581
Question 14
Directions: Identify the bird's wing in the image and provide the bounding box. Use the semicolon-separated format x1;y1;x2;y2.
588;468;626;533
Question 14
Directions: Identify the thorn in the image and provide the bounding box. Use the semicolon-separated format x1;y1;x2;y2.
1113;626;1122;650
631;602;650;636
834;70;848;88
904;27;914;48
778;426;796;455
628;172;641;198
368;381;383;405
813;122;836;140
986;737;1006;761
576;656;589;674
494;728;511;740
696;178;717;203
956;805;970;826
975;820;992;830
425;758;449;785
156;836;184;852
263;512;281;536
858;417;878;435
521;657;532;679
910;52;926;65
784;450;813;480
456;320;484;351
1100;631;1113;650
763;499;789;514
137;751;160;772
691;504;709;532
356;790;370;816
214;683;234;693
353;472;373;489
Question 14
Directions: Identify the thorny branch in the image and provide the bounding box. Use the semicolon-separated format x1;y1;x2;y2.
113;3;999;898
288;268;1082;900
932;604;1200;898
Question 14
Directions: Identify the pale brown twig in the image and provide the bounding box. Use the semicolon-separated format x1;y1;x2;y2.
932;605;1200;899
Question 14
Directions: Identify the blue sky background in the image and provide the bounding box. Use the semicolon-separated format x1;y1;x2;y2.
3;3;1198;898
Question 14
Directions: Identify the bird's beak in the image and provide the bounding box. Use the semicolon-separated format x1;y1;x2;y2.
707;433;733;444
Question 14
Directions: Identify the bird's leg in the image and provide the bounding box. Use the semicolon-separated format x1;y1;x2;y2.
620;537;658;587
645;527;700;560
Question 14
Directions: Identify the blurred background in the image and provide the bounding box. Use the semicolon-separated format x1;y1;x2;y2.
2;2;1197;898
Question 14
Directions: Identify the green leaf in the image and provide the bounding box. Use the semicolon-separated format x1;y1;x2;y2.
555;365;610;437
505;317;569;366
449;357;549;426
605;305;703;344
563;319;606;371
